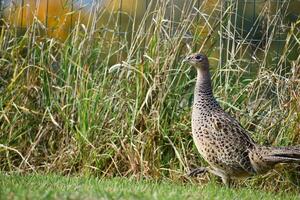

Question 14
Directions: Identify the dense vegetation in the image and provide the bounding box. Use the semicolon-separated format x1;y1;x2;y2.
0;0;299;191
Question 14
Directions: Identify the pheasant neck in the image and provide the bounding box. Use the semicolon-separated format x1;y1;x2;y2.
195;69;213;95
194;69;218;107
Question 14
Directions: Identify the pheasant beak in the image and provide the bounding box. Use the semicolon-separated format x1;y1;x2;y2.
183;56;192;63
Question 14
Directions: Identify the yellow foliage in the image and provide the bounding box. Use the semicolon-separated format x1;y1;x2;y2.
5;0;72;40
3;0;149;40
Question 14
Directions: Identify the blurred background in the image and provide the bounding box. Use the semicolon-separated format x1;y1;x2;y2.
1;0;299;59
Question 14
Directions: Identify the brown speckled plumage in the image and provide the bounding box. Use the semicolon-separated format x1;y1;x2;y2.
186;53;300;185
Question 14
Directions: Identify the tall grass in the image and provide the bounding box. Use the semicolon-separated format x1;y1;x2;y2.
0;0;299;191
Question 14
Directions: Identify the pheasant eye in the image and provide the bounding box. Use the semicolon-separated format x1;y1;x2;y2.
195;55;202;61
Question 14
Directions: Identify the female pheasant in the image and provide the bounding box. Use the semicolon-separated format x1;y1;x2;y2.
186;53;300;186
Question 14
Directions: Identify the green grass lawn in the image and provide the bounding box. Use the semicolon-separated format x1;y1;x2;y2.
0;174;299;200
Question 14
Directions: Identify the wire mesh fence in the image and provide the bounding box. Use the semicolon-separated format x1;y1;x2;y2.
219;0;299;72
